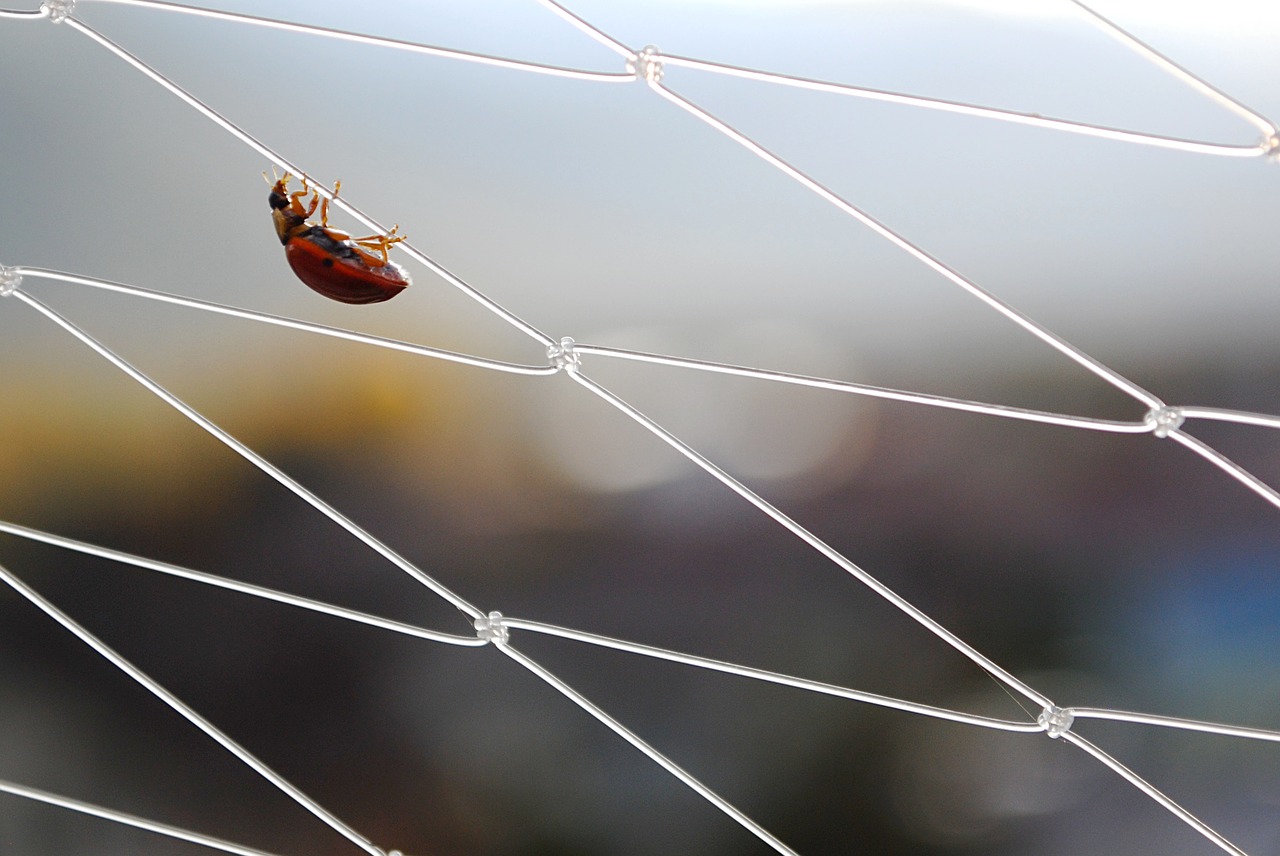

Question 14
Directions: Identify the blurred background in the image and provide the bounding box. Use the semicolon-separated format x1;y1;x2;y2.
2;0;1280;853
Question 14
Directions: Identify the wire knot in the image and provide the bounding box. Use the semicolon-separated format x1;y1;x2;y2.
1144;406;1184;438
40;0;74;22
0;265;21;297
1263;133;1280;160
1038;705;1074;738
547;337;581;372
474;611;509;643
626;45;664;83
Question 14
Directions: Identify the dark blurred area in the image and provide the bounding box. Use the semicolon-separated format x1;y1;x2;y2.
2;341;1279;856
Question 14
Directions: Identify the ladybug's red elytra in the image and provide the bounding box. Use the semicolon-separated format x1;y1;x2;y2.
268;173;410;304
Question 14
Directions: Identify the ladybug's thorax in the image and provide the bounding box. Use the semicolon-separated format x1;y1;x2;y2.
268;181;313;245
270;202;308;245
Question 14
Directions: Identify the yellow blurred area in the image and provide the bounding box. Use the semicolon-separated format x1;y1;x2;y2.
0;323;881;536
0;340;552;530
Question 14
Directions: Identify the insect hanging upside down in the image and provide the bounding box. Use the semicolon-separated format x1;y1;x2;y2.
267;172;411;304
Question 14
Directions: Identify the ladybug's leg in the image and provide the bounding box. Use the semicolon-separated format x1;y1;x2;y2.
316;183;352;243
351;226;405;266
319;179;342;228
288;182;319;219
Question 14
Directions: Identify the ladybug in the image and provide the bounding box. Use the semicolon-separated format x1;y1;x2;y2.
267;173;410;304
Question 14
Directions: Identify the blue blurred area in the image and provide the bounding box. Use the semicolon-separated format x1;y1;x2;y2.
1123;536;1280;684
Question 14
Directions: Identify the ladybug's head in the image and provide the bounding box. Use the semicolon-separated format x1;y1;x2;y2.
266;173;307;244
267;177;290;212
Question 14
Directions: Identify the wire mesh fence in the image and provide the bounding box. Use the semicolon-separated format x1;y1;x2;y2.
2;1;1280;854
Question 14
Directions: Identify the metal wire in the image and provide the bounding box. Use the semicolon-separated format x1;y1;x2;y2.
4;2;1280;854
12;289;485;621
0;779;287;856
657;52;1272;157
0;520;487;646
0;560;388;856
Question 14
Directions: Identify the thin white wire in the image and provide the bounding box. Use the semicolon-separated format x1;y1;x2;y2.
11;288;485;621
4;2;1279;853
15;267;557;377
1177;407;1280;430
20;268;1280;442
23;266;1280;476
505;618;1043;733
1070;708;1280;743
12;505;1277;751
15;0;1274;156
0;779;285;856
1062;730;1248;856
20;513;1275;744
657;53;1271;157
575;342;1154;433
533;0;1276;155
0;560;388;856
55;15;556;349
643;78;1167;412
565;365;1055;712
52;0;1280;522
0;520;486;647
81;0;634;83
495;639;801;856
1067;0;1277;140
17;515;1280;745
528;6;1279;847
533;0;634;59
1166;428;1280;511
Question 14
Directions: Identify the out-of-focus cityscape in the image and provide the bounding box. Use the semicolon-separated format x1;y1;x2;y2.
2;1;1279;854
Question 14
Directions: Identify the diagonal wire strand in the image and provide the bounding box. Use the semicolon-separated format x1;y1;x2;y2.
16;513;1279;743
11;288;485;621
1166;428;1280;510
57;14;556;349
20;266;1280;444
574;342;1155;433
1062;730;1247;856
4;3;1279;854
0;560;388;856
1070;708;1280;743
81;0;634;82
17;0;1273;155
14;514;1277;746
15;267;557;376
495;638;801;856
643;77;1166;411
0;779;286;856
504;618;1043;733
0;520;486;646
533;0;634;59
1067;0;1276;139
1178;407;1280;430
657;53;1271;157
565;364;1055;711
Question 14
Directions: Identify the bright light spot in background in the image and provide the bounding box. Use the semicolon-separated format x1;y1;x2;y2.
529;321;875;494
890;677;1116;847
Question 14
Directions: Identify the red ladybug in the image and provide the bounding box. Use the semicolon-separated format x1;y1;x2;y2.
268;173;410;304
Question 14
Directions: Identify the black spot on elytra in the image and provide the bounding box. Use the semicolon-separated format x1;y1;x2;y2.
322;258;334;267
